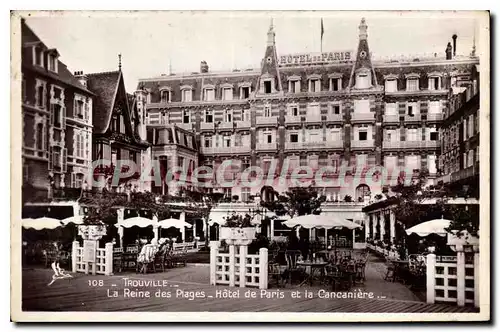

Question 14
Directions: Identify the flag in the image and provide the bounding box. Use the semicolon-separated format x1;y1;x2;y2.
320;18;324;53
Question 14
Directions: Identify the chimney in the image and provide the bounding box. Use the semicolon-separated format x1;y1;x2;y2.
74;71;88;88
452;34;457;57
200;61;209;73
445;42;453;60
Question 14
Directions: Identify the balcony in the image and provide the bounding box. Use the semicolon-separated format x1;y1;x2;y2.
256;142;278;151
426;113;443;121
285;115;302;125
236;120;251;129
351;112;375;123
200;122;214;131
285;140;344;150
383;114;400;123
383;140;440;149
200;145;251;155
218;122;235;130
351;140;375;149
325;114;343;122
305;114;322;124
404;114;422;123
256;116;278;126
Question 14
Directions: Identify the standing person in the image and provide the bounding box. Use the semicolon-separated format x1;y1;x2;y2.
47;241;72;286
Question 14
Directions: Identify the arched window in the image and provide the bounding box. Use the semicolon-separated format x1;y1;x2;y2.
36;123;44;150
355;184;370;202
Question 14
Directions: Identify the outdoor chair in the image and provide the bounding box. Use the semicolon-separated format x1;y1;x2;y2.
170;248;188;267
268;263;283;288
324;264;349;291
284;250;304;286
113;247;123;273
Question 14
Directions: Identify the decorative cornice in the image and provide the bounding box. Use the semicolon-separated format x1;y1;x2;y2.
405;72;421;79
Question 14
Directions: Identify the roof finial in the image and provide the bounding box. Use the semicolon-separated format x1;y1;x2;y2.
359;17;368;40
118;53;122;71
267;18;276;46
471;25;476;57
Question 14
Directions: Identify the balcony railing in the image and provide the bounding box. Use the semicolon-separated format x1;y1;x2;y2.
382;140;440;149
351;113;375;122
404;114;422;122
201;145;251;154
236;120;251;129
351;140;375;148
325;114;343;122
383;114;400;123
200;122;215;131
256;116;278;126
285;141;344;150
426;113;443;121
256;142;278;151
285;115;302;125
218;122;235;130
305;114;322;123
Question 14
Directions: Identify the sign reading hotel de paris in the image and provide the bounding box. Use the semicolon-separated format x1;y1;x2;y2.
278;51;352;66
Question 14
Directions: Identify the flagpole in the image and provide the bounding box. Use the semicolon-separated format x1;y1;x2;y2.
320;18;324;54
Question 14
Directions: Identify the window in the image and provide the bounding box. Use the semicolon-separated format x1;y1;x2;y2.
266;134;272;144
34;47;44;67
204;136;212;148
224;109;232;122
53;87;62;100
52;150;61;168
204;88;215;101
36;82;46;108
48;54;57;72
356;71;371;89
242;108;250;121
182;110;190;124
385;103;397;115
222;87;233;101
406;78;419;91
330;128;342;141
359;131;368;141
181;89;192;102
290;133;299;143
385;79;397;92
430;132;439;141
354;99;370;113
309;79;320;93
223;136;232;148
111;148;118;166
241;187;251;202
405;155;420;171
468;114;474;138
307;103;320;117
428;155;437;174
240;86;250;99
289;80;300;93
161;90;170;103
205;110;213;123
428;101;441;114
429;77;440;90
242;158;250;170
384;155;398;171
223;188;232;199
75;99;84;118
407;102;418;116
330;78;341;91
36;123;44;150
309;131;322;142
264;105;271;117
52;104;62;128
75;132;84;158
264;81;272;94
330;103;341;115
289;105;299;116
406;128;418;141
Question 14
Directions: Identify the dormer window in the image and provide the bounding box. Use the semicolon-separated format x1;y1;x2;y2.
33;46;44;67
405;73;420;92
355;68;371;89
203;86;215;101
48;55;57;72
264;80;272;94
328;73;342;92
384;74;398;92
240;86;250;99
160;88;171;103
428;72;443;91
308;75;321;93
221;84;233;101
180;86;193;102
288;75;301;94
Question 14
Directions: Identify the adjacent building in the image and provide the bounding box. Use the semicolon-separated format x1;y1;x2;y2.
21;19;94;203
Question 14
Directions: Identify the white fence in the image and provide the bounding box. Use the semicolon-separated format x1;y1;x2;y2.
426;253;479;307
72;241;114;276
210;243;268;289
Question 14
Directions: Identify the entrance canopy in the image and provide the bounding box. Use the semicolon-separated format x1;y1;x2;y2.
116;217;158;229
405;218;452;237
158;218;192;230
282;214;362;230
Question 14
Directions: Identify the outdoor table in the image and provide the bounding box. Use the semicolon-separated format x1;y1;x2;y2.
297;261;328;286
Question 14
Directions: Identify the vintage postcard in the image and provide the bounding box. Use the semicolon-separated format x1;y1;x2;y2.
10;10;490;322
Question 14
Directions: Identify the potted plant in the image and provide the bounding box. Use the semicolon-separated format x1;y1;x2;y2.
219;213;256;245
344;195;353;203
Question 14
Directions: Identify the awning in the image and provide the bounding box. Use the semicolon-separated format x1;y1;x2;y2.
62;215;85;225
116;217;158;229
22;217;64;230
158;218;192;230
282;214;362;230
405;218;452;237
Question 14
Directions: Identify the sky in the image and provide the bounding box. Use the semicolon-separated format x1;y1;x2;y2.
22;11;483;92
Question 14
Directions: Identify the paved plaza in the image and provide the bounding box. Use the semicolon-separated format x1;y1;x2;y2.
21;254;476;313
